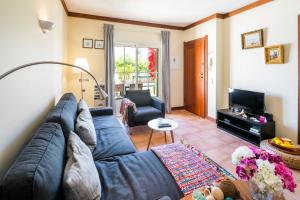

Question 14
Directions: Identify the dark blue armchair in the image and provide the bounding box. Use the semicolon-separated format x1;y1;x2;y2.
125;90;165;127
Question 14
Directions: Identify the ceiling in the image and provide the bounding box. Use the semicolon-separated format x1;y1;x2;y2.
64;0;257;27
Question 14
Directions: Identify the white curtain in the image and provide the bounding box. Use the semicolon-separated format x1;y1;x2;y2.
104;24;115;110
161;31;171;113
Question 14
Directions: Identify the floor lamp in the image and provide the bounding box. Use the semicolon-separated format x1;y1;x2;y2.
73;58;90;99
0;61;108;100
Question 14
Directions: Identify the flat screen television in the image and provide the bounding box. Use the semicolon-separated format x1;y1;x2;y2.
229;88;265;115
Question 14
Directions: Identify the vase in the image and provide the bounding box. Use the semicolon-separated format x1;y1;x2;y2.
248;181;282;200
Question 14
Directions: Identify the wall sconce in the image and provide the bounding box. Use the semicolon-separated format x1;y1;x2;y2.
39;20;56;34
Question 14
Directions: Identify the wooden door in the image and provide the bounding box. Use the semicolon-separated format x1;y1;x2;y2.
184;36;207;117
298;15;300;144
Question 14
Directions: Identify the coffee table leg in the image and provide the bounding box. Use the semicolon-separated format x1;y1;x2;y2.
147;129;154;150
164;131;167;143
171;130;174;143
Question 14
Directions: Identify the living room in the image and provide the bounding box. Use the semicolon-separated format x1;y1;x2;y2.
0;0;300;200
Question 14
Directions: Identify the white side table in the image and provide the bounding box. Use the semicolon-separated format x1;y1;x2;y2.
147;118;178;150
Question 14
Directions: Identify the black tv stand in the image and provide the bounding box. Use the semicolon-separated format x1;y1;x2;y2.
217;109;275;146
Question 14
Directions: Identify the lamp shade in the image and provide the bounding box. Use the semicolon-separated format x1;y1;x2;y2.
39;20;56;34
73;58;90;73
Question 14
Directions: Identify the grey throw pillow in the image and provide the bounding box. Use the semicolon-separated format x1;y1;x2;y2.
63;131;101;200
76;109;97;151
78;99;89;112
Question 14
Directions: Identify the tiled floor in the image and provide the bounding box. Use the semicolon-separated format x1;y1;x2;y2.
129;109;300;200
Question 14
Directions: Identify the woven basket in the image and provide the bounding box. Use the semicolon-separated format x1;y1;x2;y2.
260;140;300;170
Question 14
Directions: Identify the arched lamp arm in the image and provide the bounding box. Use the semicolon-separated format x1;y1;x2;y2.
0;61;107;100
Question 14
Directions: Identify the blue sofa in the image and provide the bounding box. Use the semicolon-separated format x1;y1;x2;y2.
0;93;183;200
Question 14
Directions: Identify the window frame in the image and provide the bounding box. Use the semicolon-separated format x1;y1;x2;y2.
114;45;159;97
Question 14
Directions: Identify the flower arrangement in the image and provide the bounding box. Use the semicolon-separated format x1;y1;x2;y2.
232;146;296;197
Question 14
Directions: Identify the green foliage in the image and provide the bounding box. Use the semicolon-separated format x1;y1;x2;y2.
115;55;149;82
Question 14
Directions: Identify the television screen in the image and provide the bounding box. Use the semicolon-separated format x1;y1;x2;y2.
229;88;265;115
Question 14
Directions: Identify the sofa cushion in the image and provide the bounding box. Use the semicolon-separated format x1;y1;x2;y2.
78;99;89;112
92;115;136;160
94;151;183;200
63;132;101;200
46;93;77;139
0;123;66;200
125;90;152;107
93;115;124;130
89;107;113;117
134;106;163;123
76;109;97;151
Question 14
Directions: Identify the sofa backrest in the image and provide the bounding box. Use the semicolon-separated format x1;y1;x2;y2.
0;122;66;200
46;93;77;139
125;90;152;107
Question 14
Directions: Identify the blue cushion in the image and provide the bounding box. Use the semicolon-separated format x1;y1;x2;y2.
95;151;183;200
46;93;77;139
134;106;163;123
92;115;136;160
125;90;152;107
0;123;66;200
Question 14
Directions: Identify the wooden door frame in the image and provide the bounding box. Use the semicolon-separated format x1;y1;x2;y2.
184;35;208;118
298;15;300;144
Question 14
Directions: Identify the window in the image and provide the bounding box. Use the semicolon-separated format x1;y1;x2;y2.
114;46;159;97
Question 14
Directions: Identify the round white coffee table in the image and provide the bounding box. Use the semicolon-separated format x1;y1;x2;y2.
147;118;178;150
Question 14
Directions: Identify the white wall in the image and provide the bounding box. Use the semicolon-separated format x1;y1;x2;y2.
0;0;67;177
183;19;220;118
225;0;300;142
182;0;300;142
64;17;184;107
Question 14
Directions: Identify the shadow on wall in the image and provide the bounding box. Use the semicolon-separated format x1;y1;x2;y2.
283;43;291;63
263;28;268;46
265;95;296;141
263;28;290;64
222;19;231;108
0;97;55;179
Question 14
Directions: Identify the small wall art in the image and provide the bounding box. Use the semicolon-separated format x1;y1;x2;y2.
241;29;264;49
82;38;93;48
94;40;104;49
264;45;284;64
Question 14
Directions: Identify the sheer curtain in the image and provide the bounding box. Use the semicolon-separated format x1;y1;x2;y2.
104;24;115;110
161;31;171;113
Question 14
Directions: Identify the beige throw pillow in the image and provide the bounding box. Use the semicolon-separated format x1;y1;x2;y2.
63;131;101;200
76;109;97;151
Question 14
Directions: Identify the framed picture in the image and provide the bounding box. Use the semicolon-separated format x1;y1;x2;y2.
241;29;264;49
264;45;284;64
94;40;104;49
82;38;93;48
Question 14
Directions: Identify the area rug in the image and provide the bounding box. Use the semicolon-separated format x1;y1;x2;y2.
151;143;235;196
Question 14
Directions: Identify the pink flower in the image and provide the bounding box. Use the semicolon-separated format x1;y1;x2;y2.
268;154;282;164
233;146;297;193
249;146;263;157
275;163;297;192
236;166;250;180
236;158;257;180
249;146;282;164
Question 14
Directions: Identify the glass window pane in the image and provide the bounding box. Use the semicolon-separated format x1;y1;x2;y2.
115;47;124;73
137;48;158;96
114;46;158;97
124;47;136;74
137;48;149;73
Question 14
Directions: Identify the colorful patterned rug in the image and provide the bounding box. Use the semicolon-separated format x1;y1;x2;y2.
151;143;235;196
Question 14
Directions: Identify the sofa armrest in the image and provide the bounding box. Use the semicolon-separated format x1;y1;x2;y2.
89;107;113;116
151;97;165;117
